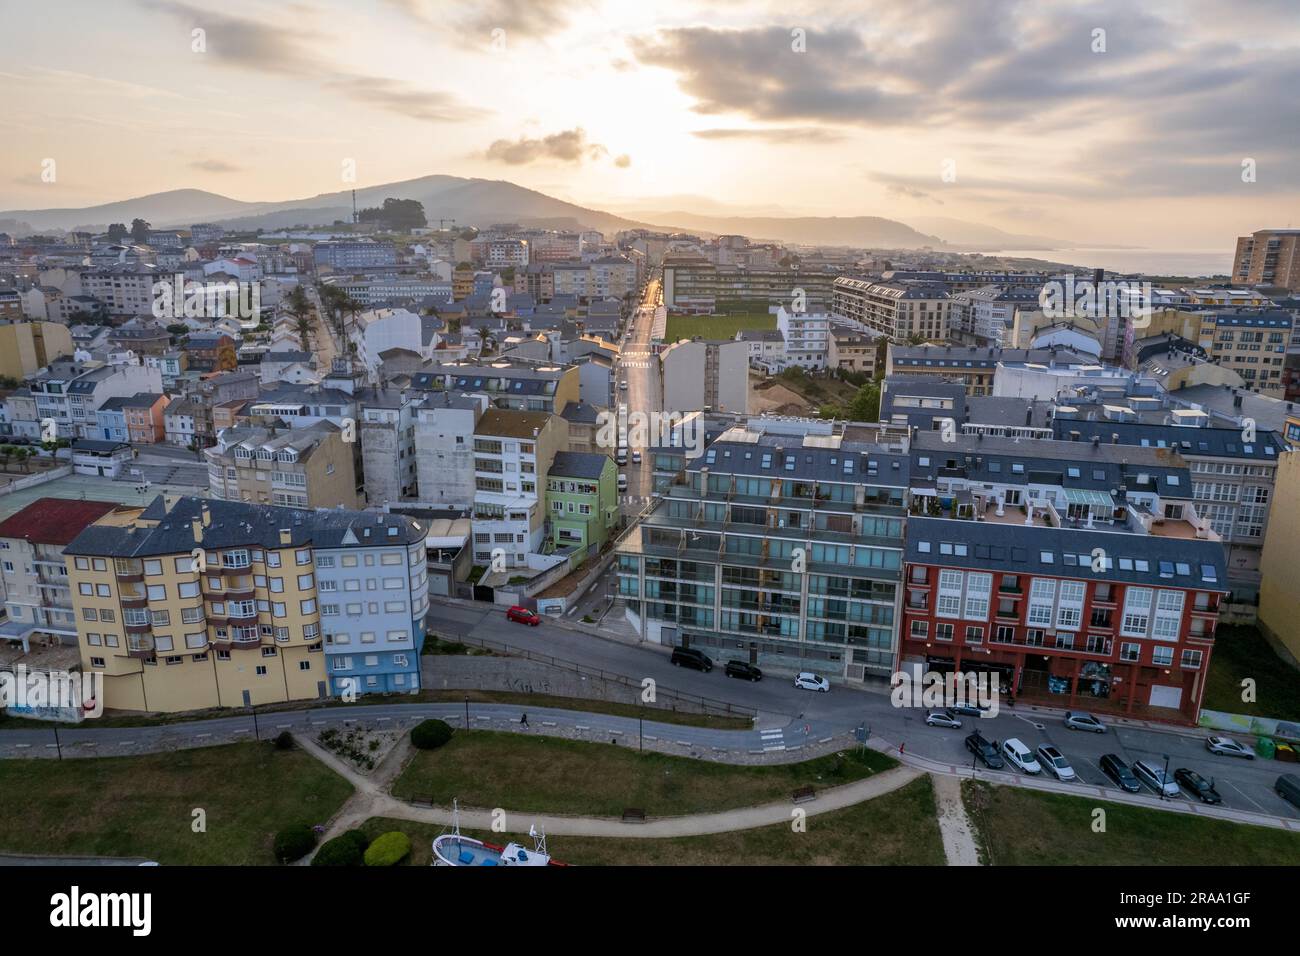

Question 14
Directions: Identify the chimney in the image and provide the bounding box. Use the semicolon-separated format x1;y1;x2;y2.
201;503;211;527
191;518;202;544
279;528;292;545
1025;405;1033;426
1092;436;1100;448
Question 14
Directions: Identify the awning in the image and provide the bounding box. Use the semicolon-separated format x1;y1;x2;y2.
1064;488;1115;509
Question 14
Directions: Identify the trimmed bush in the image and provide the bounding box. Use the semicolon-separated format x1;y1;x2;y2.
273;731;294;750
411;719;454;751
312;829;369;867
273;823;317;864
363;831;411;867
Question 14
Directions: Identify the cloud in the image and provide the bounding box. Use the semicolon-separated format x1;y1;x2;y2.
614;154;632;168
484;128;619;166
885;183;941;204
386;0;588;40
139;0;475;122
692;127;846;144
189;159;241;173
629;2;1300;198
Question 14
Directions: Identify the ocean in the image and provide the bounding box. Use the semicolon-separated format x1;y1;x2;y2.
991;248;1232;279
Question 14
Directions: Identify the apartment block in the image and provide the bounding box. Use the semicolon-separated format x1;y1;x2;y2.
832;277;952;342
617;418;908;680
470;408;564;570
206;421;360;510
357;387;419;505
0;321;74;379
0;499;122;650
64;497;427;712
414;392;487;509
26;360;164;440
661;254;838;314
775;306;830;370
900;517;1227;723
545;452;619;553
1232;229;1300;291
658;338;750;415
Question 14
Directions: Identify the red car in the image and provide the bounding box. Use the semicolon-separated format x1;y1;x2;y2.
506;605;540;626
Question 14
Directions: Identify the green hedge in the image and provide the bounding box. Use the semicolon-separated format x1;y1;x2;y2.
411;719;454;751
273;823;317;864
364;831;411;867
312;829;369;867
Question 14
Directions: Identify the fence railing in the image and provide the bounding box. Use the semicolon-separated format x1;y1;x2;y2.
430;631;757;720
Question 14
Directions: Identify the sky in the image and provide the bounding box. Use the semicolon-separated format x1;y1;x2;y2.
1;0;1298;249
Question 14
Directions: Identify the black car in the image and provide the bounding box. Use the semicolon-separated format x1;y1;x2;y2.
1174;768;1222;805
965;731;1004;769
1099;753;1141;793
670;646;713;672
724;660;762;682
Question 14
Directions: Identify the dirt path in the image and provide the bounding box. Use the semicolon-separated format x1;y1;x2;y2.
931;773;982;866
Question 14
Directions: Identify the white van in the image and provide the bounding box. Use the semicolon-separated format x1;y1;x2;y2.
617;474;628;492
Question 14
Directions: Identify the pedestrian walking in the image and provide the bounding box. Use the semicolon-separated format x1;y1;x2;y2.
899;741;905;756
520;712;529;728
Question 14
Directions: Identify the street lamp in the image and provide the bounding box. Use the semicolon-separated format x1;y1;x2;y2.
1161;753;1170;801
464;695;470;730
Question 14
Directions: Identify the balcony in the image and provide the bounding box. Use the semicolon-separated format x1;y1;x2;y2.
126;636;155;659
114;560;144;583
230;628;262;650
226;604;257;622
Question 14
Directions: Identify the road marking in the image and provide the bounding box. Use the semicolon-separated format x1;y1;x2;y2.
1221;778;1267;812
644;735;658;742
232;729;250;735
1015;715;1046;730
541;721;557;727
277;724;291;729
14;743;29;749
576;725;590;731
675;740;691;746
196;733;211;739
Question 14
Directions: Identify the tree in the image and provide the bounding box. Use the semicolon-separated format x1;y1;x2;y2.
357;198;426;232
107;223;128;242
130;218;151;244
215;343;238;371
14;447;33;473
846;380;881;423
0;445;12;472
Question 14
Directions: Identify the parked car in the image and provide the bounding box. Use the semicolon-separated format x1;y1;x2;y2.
617;474;628;492
670;646;713;672
1036;744;1077;781
965;731;1004;769
1064;711;1107;734
793;672;830;692
619;380;628;390
925;709;962;729
1099;753;1141;793
1174;768;1222;805
505;605;539;626
1206;735;1255;759
724;660;762;682
1132;760;1181;797
1275;773;1300;810
631;451;642;464
950;701;992;718
1001;738;1042;774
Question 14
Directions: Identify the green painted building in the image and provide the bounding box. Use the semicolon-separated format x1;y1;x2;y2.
546;451;619;554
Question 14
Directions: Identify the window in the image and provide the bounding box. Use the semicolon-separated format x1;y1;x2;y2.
300;599;317;615
1027;579;1056;627
1056;581;1086;631
178;581;200;599
272;602;286;617
963;573;991;620
1152;645;1174;667
935;623;954;641
1121;588;1153;637
1181;649;1203;669
147;584;167;601
144;559;162;575
937;570;963;617
1120;642;1140;662
297;573;314;590
296;549;312;566
910;620;928;639
1152;590;1185;639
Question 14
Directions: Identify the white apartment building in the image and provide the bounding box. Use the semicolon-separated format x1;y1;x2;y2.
470;409;563;570
775;306;831;369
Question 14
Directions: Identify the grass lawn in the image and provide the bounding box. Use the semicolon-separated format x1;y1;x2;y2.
963;780;1300;866
392;730;896;817
363;775;943;865
664;312;775;342
0;743;353;865
1201;624;1300;721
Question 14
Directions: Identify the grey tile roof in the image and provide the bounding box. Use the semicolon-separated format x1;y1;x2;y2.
904;516;1228;591
66;495;425;558
549;451;611;480
1049;419;1284;460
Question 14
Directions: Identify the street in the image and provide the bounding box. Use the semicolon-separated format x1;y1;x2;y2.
425;598;1300;824
616;273;663;516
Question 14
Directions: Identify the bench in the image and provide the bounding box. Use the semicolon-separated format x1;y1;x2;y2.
792;785;817;804
622;807;647;823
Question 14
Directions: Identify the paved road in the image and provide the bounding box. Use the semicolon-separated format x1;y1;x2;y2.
617;274;663;517
425;598;1300;823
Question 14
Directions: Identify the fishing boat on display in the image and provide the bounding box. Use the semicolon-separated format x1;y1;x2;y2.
431;801;566;867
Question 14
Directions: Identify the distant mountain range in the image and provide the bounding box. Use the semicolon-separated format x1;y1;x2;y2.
0;175;1069;253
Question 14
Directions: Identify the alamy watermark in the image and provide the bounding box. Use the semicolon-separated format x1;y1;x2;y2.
1039;275;1154;323
595;407;704;455
0;666;103;719
891;668;1001;717
152;274;261;320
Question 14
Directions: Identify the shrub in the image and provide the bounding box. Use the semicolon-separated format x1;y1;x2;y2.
312;830;369;867
273;731;294;750
273;824;317;864
363;831;411;867
411;719;454;750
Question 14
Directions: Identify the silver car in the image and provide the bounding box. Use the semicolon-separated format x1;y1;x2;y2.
925;709;962;729
1064;711;1107;734
1132;760;1181;797
1206;735;1255;759
1036;744;1077;781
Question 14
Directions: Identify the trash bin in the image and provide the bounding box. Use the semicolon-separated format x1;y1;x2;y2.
1256;737;1276;759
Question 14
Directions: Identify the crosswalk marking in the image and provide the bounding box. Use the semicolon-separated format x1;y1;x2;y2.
760;727;786;752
